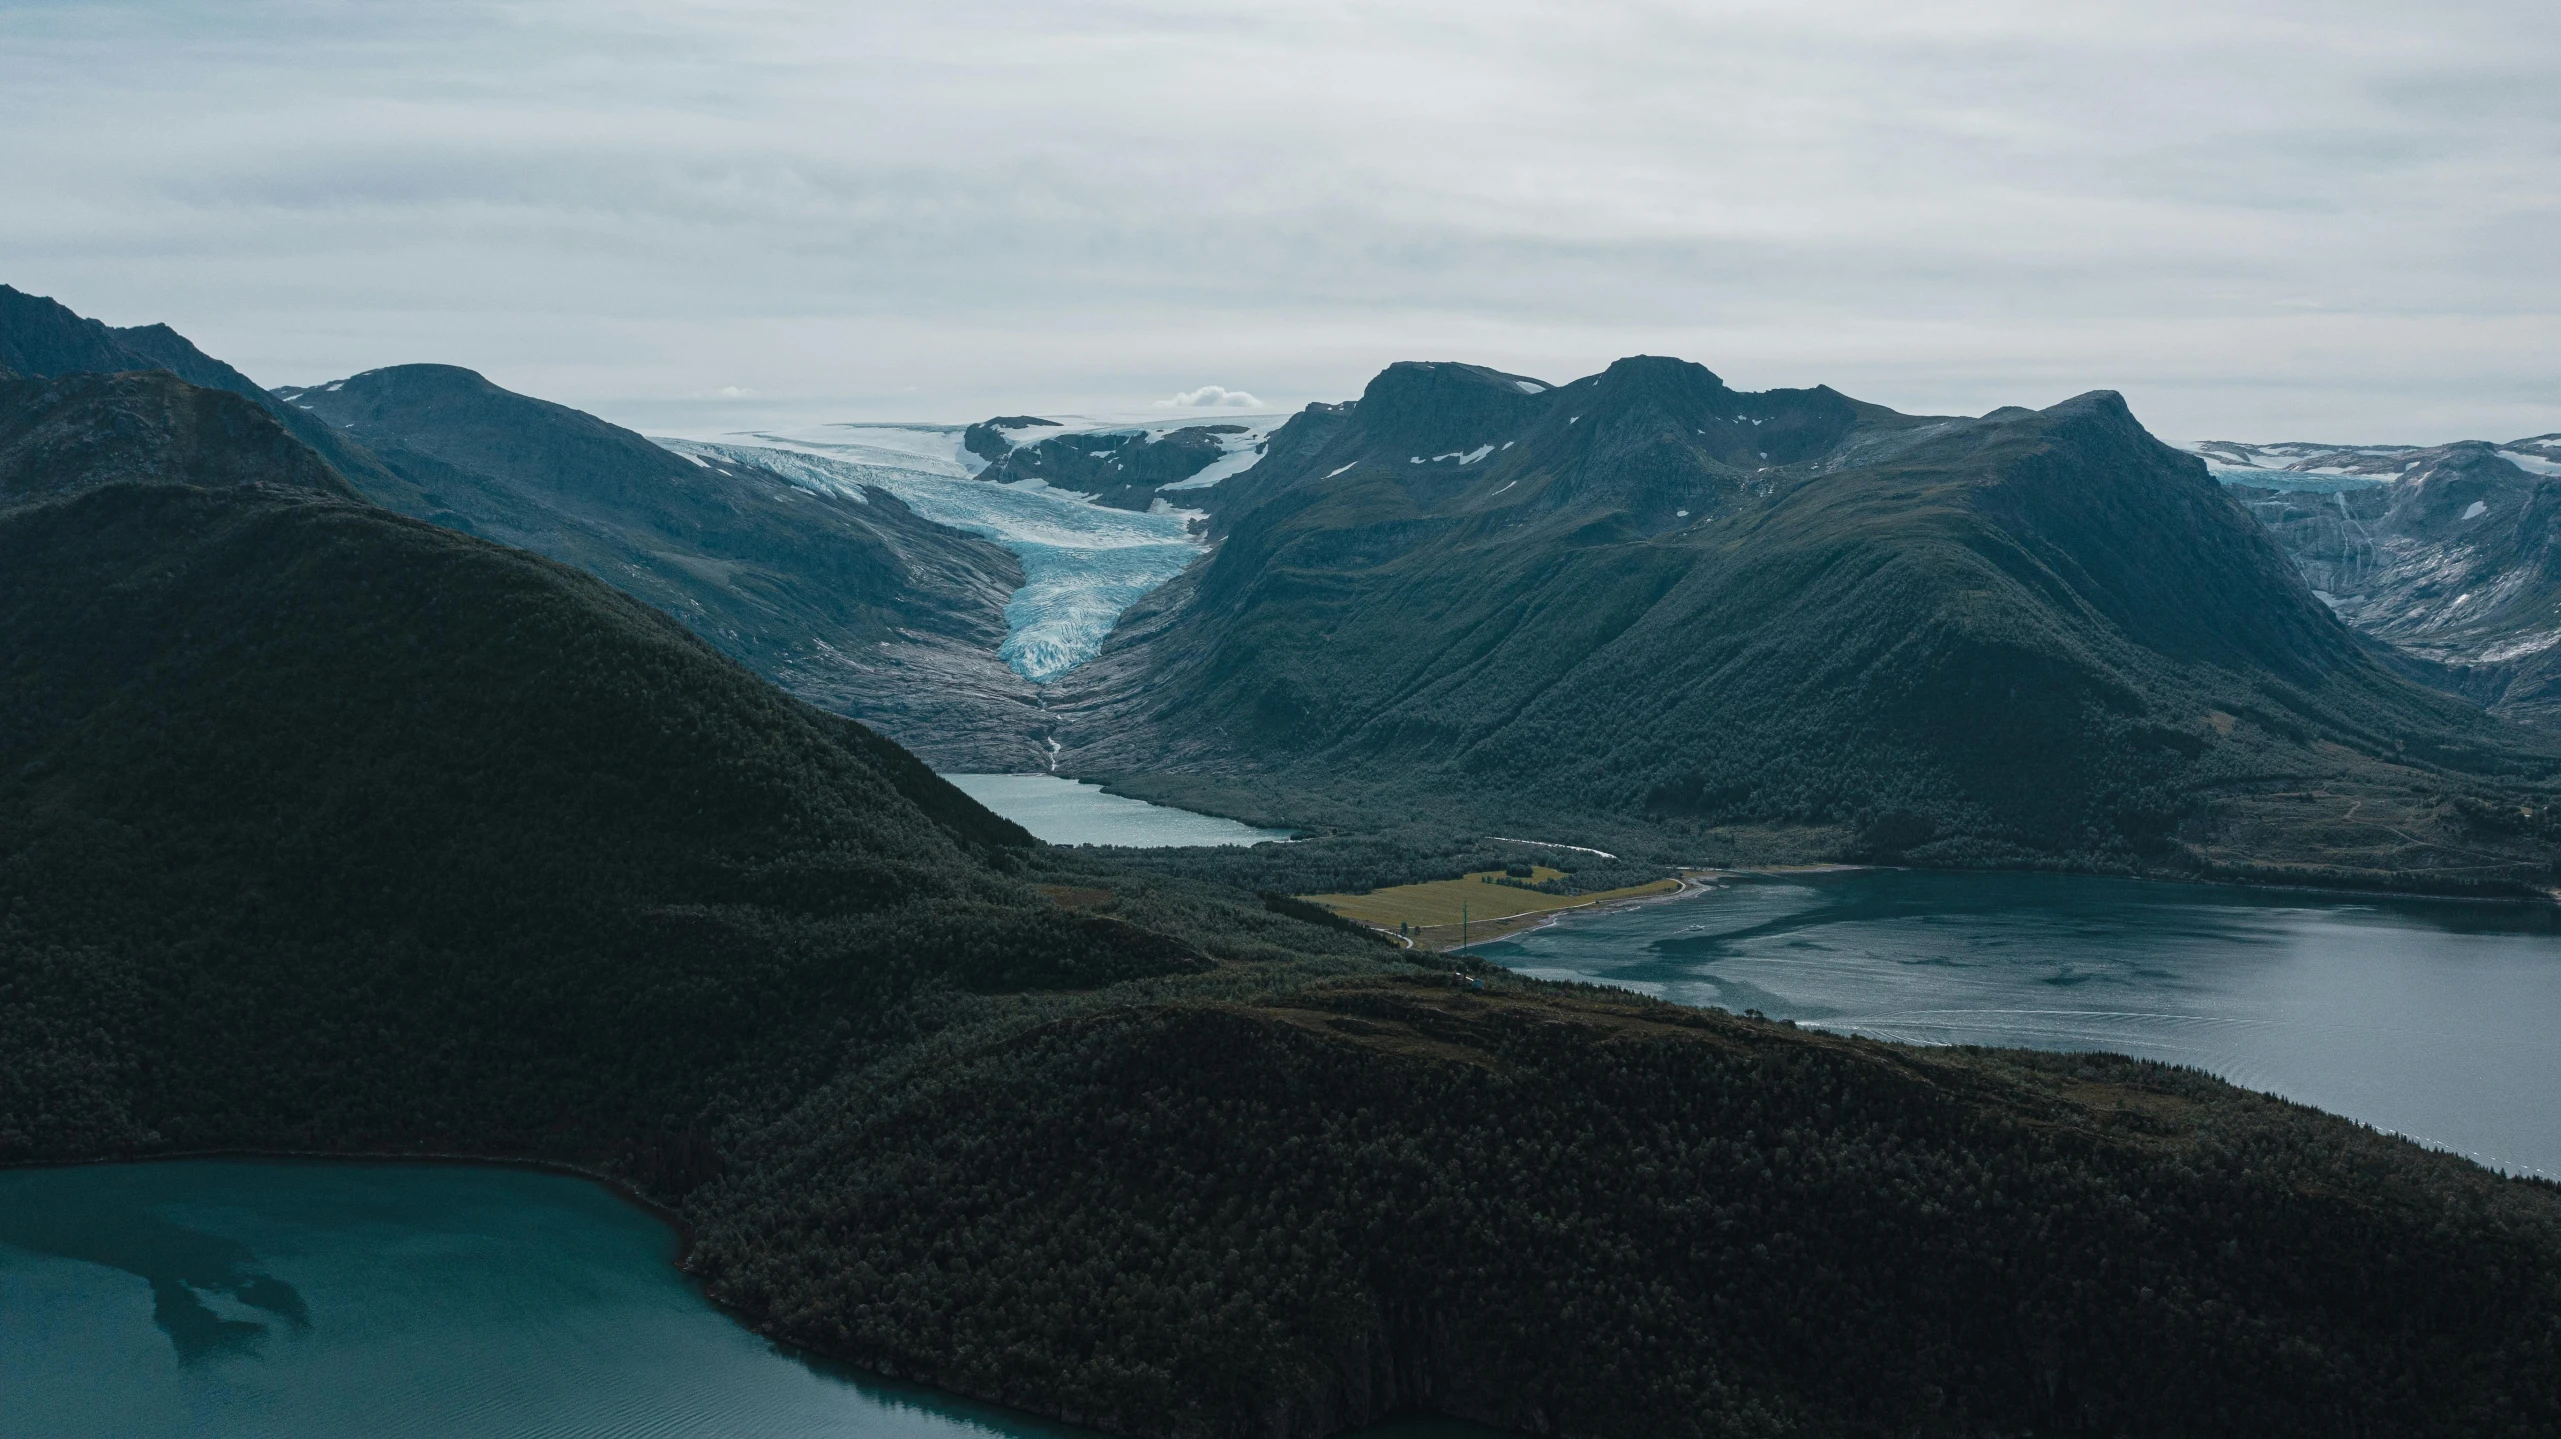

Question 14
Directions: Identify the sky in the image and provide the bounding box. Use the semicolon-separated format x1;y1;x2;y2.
3;0;2555;442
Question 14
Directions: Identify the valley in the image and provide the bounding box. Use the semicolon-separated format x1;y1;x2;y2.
6;285;2561;1439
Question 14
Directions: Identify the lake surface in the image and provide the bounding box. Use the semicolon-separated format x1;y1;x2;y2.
1480;869;2561;1177
0;1160;1485;1439
942;774;1295;847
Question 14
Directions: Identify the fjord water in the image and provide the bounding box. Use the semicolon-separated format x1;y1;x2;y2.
942;774;1294;847
1483;869;2561;1177
0;1161;1484;1439
0;1161;1092;1439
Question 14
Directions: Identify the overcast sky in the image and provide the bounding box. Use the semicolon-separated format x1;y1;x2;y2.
4;0;2554;441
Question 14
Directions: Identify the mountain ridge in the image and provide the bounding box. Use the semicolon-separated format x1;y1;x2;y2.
1055;358;2561;889
271;363;1047;767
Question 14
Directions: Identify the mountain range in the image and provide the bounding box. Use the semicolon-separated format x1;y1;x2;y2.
4;349;2560;1438
1053;358;2561;891
8;285;2555;891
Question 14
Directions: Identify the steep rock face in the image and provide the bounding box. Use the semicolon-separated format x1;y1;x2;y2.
270;364;1047;769
1055;359;2560;884
2228;441;2561;729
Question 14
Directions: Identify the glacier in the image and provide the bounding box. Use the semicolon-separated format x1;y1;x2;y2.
656;435;1203;683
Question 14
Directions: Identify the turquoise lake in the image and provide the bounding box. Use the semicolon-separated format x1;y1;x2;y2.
1480;868;2561;1178
940;774;1294;847
0;1160;1486;1439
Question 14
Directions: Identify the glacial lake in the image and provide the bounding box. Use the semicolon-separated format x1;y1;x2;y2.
0;1160;1486;1439
942;773;1295;847
1481;868;2561;1178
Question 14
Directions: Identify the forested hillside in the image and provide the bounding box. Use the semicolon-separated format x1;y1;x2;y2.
274;363;1045;768
5;368;2561;1438
1055;358;2561;891
0;284;1050;768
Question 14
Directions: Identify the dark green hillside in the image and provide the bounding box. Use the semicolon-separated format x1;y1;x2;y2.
273;364;1044;767
0;288;1046;768
0;282;415;497
1;370;358;504
1055;358;2561;889
709;976;2561;1439
0;373;1200;1162
10;373;2561;1439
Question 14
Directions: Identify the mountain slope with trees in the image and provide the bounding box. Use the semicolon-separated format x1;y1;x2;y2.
1054;358;2561;890
275;363;1044;768
0;287;1046;768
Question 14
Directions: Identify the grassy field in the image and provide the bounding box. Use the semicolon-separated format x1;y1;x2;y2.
1306;867;1682;945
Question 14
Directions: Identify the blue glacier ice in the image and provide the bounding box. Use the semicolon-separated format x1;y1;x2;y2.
657;436;1203;683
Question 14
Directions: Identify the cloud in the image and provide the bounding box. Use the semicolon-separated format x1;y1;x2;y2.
0;0;2554;441
1158;385;1262;409
714;385;758;399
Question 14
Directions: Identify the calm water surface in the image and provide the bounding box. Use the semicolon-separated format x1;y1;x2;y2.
1481;869;2561;1177
0;1161;1489;1439
942;774;1294;848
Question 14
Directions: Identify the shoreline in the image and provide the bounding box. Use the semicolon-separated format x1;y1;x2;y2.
0;1147;702;1264
0;1146;1131;1437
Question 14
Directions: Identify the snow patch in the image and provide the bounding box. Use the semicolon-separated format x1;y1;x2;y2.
1512;380;1546;393
2464;500;2489;520
1325;462;1357;479
1156;430;1269;491
1457;444;1495;465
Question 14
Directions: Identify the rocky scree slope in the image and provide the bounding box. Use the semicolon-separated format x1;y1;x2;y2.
5;372;2561;1439
1053;358;2561;889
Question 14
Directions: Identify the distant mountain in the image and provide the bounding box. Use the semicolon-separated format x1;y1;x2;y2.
2204;437;2561;730
963;412;1279;510
11;366;2561;1439
275;364;1046;768
1054;357;2561;890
